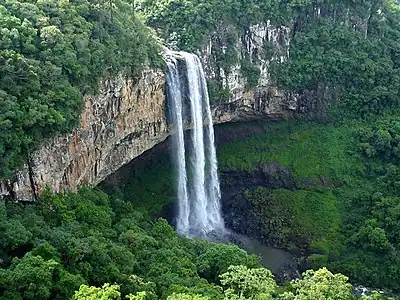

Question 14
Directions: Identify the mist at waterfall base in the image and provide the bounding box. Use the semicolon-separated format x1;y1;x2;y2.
166;51;225;238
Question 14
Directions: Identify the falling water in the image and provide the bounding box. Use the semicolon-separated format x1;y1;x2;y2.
166;51;225;237
166;56;190;234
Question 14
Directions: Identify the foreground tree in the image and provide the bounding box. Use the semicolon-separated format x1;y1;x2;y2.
72;284;121;300
220;265;277;299
167;293;210;300
279;267;353;300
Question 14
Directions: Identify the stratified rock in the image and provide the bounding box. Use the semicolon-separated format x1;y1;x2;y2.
1;22;304;201
1;70;168;201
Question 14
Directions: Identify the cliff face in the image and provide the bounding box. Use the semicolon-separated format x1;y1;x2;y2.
0;71;169;201
1;24;302;201
203;22;295;122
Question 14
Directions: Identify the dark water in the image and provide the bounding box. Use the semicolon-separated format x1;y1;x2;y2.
206;230;298;278
233;234;295;273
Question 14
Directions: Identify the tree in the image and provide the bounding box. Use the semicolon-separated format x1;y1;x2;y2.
280;267;353;300
220;265;277;300
72;284;121;300
167;293;210;300
0;253;58;300
0;0;161;179
196;244;260;283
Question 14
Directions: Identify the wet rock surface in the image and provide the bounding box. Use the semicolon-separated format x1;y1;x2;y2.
219;161;339;252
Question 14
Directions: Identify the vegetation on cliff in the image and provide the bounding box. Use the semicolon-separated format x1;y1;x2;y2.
138;0;400;115
0;0;162;179
216;120;400;292
101;119;400;294
2;0;400;298
131;0;400;291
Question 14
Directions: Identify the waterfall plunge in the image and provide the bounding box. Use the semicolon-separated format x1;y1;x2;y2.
166;51;225;237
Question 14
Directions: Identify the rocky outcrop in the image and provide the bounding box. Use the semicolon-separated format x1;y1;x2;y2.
1;23;305;201
201;22;301;123
1;70;169;201
212;86;296;123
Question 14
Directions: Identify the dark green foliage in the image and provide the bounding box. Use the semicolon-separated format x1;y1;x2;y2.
326;117;400;290
196;244;259;283
101;149;175;216
137;0;305;51
240;58;260;90
243;187;342;253
207;79;230;104
277;19;400;118
0;252;84;300
212;25;239;74
0;0;161;179
3;0;400;297
139;0;400;120
0;187;257;299
136;0;287;89
262;41;275;61
217;119;400;292
139;0;253;51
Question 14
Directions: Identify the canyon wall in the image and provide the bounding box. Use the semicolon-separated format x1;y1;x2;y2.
0;71;168;201
0;23;303;201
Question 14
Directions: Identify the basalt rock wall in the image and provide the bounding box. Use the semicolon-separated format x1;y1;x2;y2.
1;23;304;201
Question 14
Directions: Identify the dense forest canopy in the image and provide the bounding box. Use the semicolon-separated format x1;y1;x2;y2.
138;0;400;117
0;188;394;299
0;0;161;179
2;0;400;299
3;0;400;176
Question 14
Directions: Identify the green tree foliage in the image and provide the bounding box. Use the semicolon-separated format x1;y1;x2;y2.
72;283;121;300
1;187;394;299
215;120;400;292
220;265;277;300
277;19;400;118
71;265;391;300
280;268;353;300
0;188;254;299
0;0;161;179
138;0;400;119
167;293;210;300
325;117;400;291
196;244;259;283
0;254;58;299
0;252;84;300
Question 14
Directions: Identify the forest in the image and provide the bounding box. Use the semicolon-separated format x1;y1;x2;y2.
0;188;394;299
0;0;161;179
1;0;400;299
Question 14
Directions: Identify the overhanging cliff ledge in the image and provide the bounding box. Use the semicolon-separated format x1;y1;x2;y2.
0;23;303;201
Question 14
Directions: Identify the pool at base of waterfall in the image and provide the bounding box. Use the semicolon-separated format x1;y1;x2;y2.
236;234;295;271
204;229;301;283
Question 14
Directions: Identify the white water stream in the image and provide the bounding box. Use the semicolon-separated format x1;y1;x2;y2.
166;51;225;237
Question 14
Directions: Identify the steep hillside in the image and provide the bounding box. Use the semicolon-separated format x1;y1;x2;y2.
0;0;162;180
139;0;400;118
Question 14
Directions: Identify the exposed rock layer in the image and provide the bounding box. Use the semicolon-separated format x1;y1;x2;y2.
1;23;303;201
1;71;168;200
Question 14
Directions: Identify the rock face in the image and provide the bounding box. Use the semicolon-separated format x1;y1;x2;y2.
1;70;169;201
1;23;305;201
202;22;300;123
219;163;340;252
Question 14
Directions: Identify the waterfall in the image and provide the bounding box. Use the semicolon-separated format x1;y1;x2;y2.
166;51;225;237
166;56;190;234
